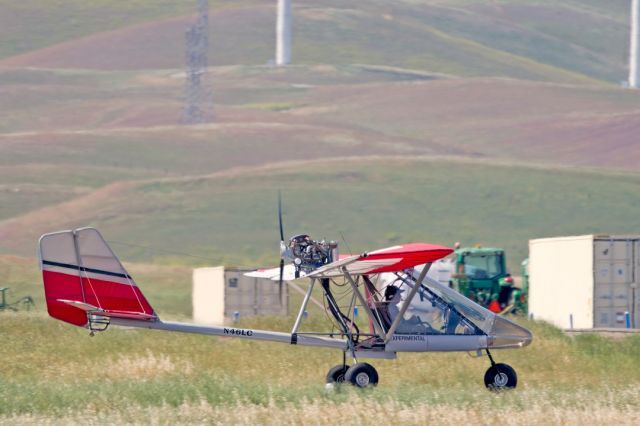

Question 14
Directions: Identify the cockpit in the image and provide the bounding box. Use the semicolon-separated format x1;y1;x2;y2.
378;267;532;349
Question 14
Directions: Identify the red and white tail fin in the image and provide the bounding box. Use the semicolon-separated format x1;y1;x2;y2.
38;228;157;327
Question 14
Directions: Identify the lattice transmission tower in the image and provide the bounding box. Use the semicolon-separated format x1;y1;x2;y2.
183;0;213;124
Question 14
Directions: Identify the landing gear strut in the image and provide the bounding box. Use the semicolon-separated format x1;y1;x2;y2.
484;349;517;390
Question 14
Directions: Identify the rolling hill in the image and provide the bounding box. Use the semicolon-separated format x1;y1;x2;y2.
2;66;639;175
0;2;639;274
2;157;640;273
0;0;631;84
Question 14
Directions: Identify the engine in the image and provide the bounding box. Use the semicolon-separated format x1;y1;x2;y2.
288;234;338;272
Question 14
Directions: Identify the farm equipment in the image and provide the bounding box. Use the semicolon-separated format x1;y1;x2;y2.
0;287;35;311
431;246;527;315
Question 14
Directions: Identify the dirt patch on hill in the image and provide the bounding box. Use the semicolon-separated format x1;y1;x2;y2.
293;78;640;170
0;5;273;70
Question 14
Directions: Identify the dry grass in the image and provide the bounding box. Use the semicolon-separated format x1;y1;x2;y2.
4;389;640;425
2;311;640;425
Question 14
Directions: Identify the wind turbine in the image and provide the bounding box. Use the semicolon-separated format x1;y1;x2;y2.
630;0;639;88
276;0;292;65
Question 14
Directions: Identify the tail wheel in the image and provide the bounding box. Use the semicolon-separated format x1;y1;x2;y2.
326;364;349;384
484;363;517;390
344;362;379;388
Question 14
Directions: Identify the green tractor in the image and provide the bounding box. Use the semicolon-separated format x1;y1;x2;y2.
449;247;527;315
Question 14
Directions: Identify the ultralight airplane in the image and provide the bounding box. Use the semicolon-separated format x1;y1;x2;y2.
38;202;532;390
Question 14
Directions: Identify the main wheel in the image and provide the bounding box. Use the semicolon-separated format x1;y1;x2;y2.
484;363;517;390
344;362;379;388
326;364;349;384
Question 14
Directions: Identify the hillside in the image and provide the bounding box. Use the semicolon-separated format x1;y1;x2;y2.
0;0;631;84
2;66;639;174
2;63;640;272
2;157;640;273
1;3;639;273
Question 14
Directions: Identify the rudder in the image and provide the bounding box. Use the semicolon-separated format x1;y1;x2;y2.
38;228;156;327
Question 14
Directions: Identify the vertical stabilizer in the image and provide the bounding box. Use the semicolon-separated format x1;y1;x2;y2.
39;228;156;327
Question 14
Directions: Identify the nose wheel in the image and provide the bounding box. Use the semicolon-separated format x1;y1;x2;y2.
484;349;517;390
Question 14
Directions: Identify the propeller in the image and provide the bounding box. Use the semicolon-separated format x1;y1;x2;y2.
278;191;285;290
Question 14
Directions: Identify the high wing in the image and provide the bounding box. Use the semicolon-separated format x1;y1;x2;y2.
307;243;453;278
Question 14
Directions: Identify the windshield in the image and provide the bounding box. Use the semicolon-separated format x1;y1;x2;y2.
376;268;532;348
385;273;493;335
463;253;504;279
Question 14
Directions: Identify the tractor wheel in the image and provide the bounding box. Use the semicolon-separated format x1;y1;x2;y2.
484;363;517;390
344;363;379;388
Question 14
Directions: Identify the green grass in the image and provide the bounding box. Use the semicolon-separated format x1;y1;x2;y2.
1;311;639;423
3;247;640;423
4;158;639;274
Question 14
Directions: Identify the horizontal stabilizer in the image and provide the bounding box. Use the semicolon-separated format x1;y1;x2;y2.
57;298;157;321
57;299;100;312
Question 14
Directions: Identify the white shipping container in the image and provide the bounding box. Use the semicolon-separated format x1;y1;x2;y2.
529;235;640;329
193;267;288;325
193;267;226;325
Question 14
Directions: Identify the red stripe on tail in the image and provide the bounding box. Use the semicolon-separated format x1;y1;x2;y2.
43;270;155;327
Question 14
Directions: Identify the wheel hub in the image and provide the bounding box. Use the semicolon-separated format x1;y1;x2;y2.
355;372;370;387
494;372;508;387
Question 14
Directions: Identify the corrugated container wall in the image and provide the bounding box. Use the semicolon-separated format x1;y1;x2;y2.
529;235;640;329
193;267;288;325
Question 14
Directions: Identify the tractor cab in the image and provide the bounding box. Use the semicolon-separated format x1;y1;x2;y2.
452;247;518;313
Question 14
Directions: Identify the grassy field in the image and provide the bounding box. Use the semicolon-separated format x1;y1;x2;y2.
1;309;639;424
2;171;640;423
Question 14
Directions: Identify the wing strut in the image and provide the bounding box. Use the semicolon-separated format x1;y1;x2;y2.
384;264;431;344
291;278;316;334
342;268;386;341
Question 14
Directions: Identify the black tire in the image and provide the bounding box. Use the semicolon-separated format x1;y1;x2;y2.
326;364;349;384
484;363;517;390
344;362;379;388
